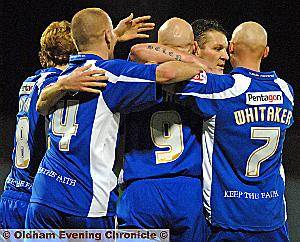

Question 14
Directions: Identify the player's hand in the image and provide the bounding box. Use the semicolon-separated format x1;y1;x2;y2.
114;13;155;42
58;65;108;94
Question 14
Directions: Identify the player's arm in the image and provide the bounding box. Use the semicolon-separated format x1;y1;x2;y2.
156;60;208;84
114;14;155;42
174;74;235;118
102;60;208;113
129;43;199;64
37;65;108;116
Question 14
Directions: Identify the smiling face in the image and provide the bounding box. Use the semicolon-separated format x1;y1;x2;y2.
197;30;229;74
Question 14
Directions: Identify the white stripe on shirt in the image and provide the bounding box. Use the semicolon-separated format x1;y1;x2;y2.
274;78;294;106
178;74;251;100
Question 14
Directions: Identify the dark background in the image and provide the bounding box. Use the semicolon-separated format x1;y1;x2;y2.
0;0;299;240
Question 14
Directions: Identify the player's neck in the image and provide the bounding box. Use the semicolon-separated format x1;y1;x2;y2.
79;43;109;60
79;50;108;60
235;58;261;72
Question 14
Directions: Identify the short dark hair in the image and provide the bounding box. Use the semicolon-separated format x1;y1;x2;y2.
191;19;227;47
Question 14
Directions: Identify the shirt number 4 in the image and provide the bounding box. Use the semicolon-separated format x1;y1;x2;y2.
52;100;79;151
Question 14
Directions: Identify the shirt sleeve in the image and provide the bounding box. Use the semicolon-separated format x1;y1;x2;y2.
36;74;59;96
286;82;295;126
175;72;235;118
102;61;160;113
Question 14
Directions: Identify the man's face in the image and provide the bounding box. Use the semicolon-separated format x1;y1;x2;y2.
197;30;229;74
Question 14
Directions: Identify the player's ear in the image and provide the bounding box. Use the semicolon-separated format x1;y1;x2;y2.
229;41;234;54
104;30;112;49
193;41;200;56
262;46;269;59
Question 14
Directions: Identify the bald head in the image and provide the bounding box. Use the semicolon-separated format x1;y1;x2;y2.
158;17;194;52
231;21;267;55
71;8;113;51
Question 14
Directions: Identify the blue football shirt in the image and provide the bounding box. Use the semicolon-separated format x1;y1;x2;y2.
4;68;62;194
176;67;294;231
30;54;159;217
122;94;203;182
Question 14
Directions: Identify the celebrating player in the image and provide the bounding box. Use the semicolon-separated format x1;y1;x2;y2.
0;20;106;229
117;18;228;241
174;21;293;241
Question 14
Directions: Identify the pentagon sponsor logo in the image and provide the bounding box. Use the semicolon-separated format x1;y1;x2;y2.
246;91;283;105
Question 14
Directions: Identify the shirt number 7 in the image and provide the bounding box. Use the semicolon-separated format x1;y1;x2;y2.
246;127;280;177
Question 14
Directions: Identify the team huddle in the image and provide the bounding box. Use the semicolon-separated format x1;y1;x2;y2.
0;7;294;242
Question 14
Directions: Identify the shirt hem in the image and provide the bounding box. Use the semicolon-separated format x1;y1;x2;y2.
210;218;286;232
30;198;116;218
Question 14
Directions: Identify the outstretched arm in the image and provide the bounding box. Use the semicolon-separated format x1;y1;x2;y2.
129;43;198;64
37;65;108;116
156;60;207;84
114;14;155;42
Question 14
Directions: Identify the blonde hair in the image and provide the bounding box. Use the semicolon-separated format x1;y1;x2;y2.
39;20;77;68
